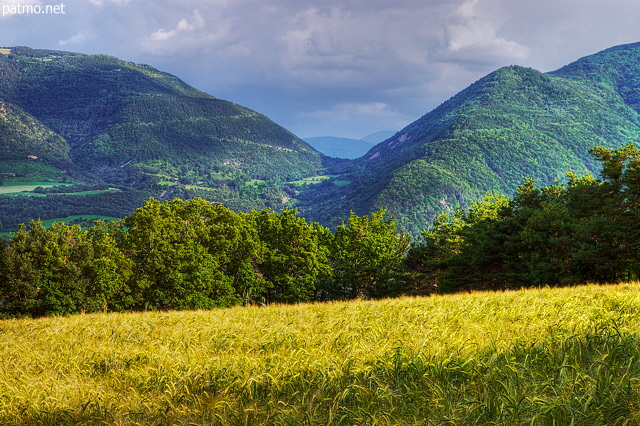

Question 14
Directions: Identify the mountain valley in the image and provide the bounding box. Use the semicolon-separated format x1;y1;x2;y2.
3;43;640;236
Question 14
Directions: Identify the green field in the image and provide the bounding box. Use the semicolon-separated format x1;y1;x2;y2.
0;181;71;194
64;188;120;196
288;175;352;186
0;181;120;197
1;283;639;424
289;175;332;185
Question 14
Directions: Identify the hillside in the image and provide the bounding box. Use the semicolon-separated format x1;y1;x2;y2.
0;46;324;183
301;42;640;235
1;283;638;423
0;46;329;229
0;98;75;180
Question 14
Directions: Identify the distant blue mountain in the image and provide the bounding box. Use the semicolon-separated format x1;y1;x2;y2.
304;131;395;159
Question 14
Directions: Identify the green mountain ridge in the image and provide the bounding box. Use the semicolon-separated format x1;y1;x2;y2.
0;46;324;185
0;46;330;231
302;42;640;235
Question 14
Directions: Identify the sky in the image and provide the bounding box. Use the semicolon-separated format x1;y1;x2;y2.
2;0;640;139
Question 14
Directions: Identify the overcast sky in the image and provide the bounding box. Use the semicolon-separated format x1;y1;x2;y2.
2;0;640;138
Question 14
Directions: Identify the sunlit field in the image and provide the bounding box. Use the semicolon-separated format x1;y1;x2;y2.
0;181;70;194
1;283;640;424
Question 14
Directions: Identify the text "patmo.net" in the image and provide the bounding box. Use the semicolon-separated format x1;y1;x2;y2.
3;3;66;17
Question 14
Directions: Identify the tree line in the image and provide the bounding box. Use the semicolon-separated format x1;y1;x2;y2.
406;144;640;292
1;143;638;318
0;199;408;318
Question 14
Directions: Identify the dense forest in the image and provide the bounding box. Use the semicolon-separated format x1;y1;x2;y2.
0;46;339;234
1;144;638;318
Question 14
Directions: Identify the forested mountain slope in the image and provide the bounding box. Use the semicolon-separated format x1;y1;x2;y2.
303;42;640;235
0;46;329;231
0;46;324;184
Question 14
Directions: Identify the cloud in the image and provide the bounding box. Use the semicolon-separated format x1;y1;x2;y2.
439;0;528;68
3;0;640;137
0;0;39;5
147;9;205;42
58;30;93;46
279;5;439;91
141;7;247;57
88;0;132;6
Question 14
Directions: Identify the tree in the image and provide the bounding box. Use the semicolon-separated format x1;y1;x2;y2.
407;194;514;292
407;145;640;292
0;221;92;317
405;209;466;292
327;210;410;299
200;204;266;305
251;209;331;303
121;198;236;310
84;220;133;312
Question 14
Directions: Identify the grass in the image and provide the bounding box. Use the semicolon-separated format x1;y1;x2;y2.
289;175;352;186
184;184;217;191
0;48;11;55
63;188;121;196
1;283;640;424
288;175;333;186
0;181;71;194
0;181;119;197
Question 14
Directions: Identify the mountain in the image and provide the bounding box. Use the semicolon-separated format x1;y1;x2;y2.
0;46;324;184
302;42;640;236
5;43;640;237
0;46;328;231
303;132;393;159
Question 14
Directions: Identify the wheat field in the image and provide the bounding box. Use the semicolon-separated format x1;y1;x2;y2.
1;283;640;424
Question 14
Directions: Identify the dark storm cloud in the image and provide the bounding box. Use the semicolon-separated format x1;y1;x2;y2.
2;0;640;137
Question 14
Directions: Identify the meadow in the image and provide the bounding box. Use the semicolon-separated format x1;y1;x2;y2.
0;181;71;195
0;181;120;197
1;283;639;424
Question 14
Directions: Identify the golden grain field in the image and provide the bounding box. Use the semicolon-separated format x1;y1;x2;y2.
1;283;640;424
